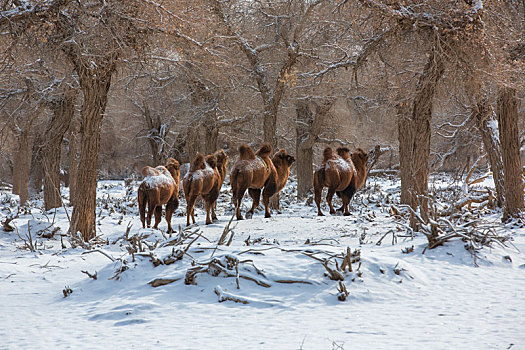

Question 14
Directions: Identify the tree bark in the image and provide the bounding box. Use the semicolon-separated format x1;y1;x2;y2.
143;103;168;165
295;99;333;199
68;116;79;205
13;129;30;205
204;123;219;155
186;123;202;161
398;49;444;219
473;99;505;207
29;133;44;197
497;87;524;219
43;90;75;211
70;71;113;241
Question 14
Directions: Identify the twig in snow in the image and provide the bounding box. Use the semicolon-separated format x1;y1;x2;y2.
81;249;116;262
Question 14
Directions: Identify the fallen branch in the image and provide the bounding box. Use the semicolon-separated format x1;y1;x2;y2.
214;285;249;304
81;249;116;262
81;270;98;280
148;277;181;287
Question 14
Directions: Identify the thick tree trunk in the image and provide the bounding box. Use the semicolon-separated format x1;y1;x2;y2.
144;103;167;165
204;123;219;155
29;134;44;197
295;99;333;199
296;146;313;199
497;87;524;219
70;73;112;241
13;129;30;205
263;106;278;151
186;123;202;160
473;99;505;207
296;101;314;199
398;49;444;220
43;90;75;211
68;117;79;205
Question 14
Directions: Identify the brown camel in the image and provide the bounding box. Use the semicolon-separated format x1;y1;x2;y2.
335;147;369;215
314;147;368;216
183;153;221;226
230;143;295;220
138;158;180;233
211;149;229;221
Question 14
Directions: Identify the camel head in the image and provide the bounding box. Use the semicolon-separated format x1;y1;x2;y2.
272;149;295;170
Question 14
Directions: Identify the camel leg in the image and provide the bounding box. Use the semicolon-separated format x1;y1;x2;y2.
191;205;196;224
205;200;212;225
341;195;351;216
314;185;324;216
262;194;272;218
211;202;218;222
234;186;248;220
153;206;162;229
186;196;197;226
336;192;344;213
165;198;178;233
327;188;336;215
139;201;146;229
146;202;155;228
246;188;261;219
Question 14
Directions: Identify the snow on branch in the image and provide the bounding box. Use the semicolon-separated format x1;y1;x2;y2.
0;0;74;28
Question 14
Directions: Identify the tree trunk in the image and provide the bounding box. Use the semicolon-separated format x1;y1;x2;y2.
186;123;202;161
70;73;112;241
497;87;524;219
205;122;219;155
29;133;44;197
263;106;278;151
398;49;444;221
68;116;80;205
43;90;75;211
296;101;314;199
13;129;30;205
144;103;167;165
296;146;314;200
295;99;333;199
473;99;505;207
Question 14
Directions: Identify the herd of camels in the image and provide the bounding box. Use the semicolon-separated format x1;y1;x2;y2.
137;143;369;232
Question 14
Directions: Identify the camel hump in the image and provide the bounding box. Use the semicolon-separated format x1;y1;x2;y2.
190;153;206;171
323;147;335;162
142;166;159;178
205;154;217;168
336;147;351;159
166;157;180;170
239;144;256;160
215;149;228;163
256;142;272;158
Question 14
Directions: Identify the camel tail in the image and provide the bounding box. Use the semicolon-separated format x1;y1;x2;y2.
138;184;155;228
239;144;256;160
256;142;272;158
230;167;240;201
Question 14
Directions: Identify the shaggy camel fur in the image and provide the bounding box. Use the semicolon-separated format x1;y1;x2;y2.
211;149;229;221
230;143;295;220
138;158;180;232
183;153;221;226
314;147;368;216
335;147;369;214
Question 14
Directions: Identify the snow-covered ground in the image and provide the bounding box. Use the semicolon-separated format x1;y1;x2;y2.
0;175;524;349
